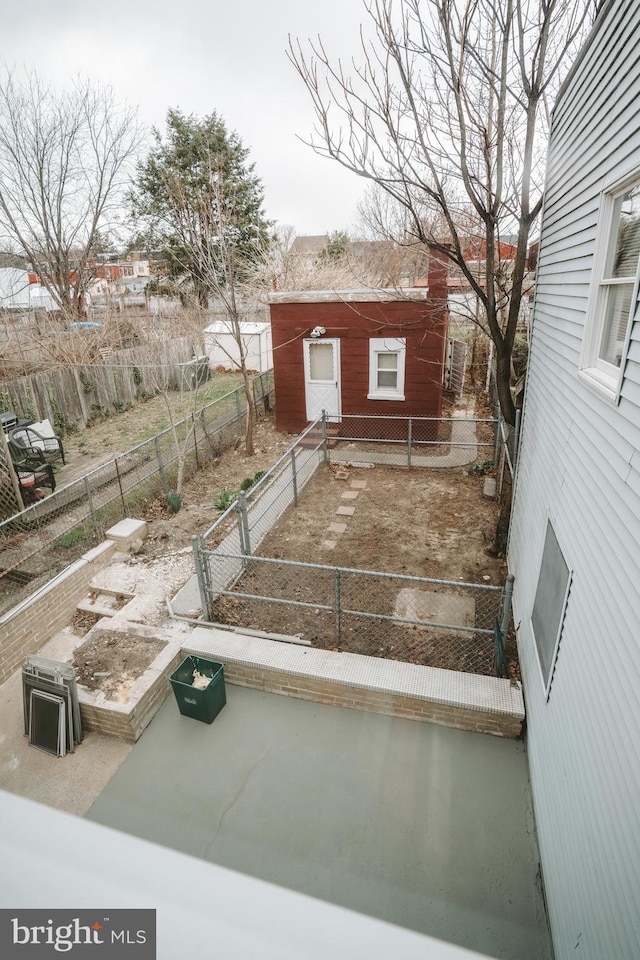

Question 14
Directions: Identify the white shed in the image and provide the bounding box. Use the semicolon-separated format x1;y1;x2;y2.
508;3;640;958
204;320;273;373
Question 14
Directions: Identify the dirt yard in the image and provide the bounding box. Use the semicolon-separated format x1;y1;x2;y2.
258;462;502;581
137;417;295;558
209;458;511;676
53;406;516;686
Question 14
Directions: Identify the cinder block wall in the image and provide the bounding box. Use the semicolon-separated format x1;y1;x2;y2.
0;541;116;684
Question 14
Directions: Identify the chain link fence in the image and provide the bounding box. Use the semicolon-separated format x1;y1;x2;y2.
195;421;325;595
202;551;509;676
326;412;494;468
192;413;514;677
0;371;273;617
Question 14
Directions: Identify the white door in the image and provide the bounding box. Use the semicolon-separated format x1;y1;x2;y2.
303;339;341;422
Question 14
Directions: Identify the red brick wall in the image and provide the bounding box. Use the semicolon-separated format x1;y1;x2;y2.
270;258;448;435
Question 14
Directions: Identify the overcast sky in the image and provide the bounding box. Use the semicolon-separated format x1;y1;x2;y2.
1;0;371;238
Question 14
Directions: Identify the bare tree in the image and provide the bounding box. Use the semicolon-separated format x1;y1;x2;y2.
254;224;429;292
0;70;140;320
289;0;594;425
199;175;261;456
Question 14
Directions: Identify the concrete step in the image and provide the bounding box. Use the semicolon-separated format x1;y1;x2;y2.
298;426;340;449
88;583;136;599
77;591;135;619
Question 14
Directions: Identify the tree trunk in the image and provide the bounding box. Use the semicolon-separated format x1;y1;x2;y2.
175;456;185;495
495;344;516;427
241;367;255;457
196;281;209;309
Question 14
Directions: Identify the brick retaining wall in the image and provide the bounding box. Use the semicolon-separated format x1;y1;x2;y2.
0;541;116;685
185;627;525;739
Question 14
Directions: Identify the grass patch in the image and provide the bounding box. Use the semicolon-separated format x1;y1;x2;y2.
64;372;244;458
54;522;94;550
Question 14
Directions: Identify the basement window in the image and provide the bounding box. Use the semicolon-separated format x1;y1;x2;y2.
368;338;406;400
531;521;572;699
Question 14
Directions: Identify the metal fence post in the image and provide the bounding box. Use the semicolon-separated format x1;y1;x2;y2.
238;491;251;556
114;456;127;516
291;448;298;506
321;411;328;464
500;574;515;636
192;413;200;469
191;535;211;621
334;567;341;644
84;477;100;539
236;500;246;555
407;417;413;468
154;436;168;496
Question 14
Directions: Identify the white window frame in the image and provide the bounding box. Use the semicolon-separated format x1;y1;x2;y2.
367;337;406;401
579;169;640;401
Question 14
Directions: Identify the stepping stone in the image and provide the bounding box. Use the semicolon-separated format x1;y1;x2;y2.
328;522;347;534
336;506;355;516
334;470;349;480
341;490;359;500
323;540;337;550
350;480;367;489
483;477;497;499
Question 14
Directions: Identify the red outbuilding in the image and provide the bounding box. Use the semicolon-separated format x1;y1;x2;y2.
268;251;449;437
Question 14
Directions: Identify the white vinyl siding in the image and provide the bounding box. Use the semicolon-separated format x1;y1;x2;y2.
508;3;640;959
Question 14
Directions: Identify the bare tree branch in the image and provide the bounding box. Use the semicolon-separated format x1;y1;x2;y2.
0;69;141;321
289;0;594;424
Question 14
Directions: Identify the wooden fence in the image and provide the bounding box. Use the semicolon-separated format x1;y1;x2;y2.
0;337;204;434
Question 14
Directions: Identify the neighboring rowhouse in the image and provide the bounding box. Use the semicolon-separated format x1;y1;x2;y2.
0;268;56;312
508;2;640;958
268;250;448;436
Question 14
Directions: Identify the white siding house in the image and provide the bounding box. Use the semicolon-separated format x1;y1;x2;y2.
0;268;56;311
508;2;640;959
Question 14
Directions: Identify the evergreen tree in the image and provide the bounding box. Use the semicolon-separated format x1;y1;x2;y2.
318;230;349;262
132;109;271;306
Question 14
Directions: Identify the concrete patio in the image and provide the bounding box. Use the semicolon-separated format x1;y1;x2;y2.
86;682;551;960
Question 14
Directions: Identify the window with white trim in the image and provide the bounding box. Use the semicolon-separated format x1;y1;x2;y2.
581;176;640;396
368;338;406;400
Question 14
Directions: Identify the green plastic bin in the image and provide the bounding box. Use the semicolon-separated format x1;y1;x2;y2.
170;656;226;724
